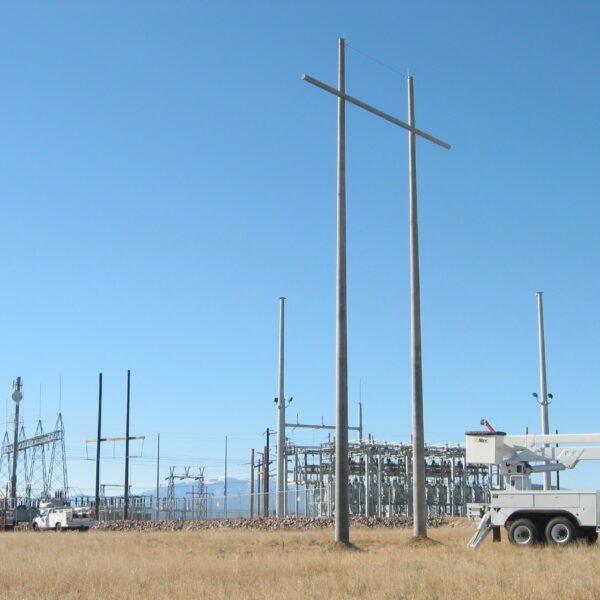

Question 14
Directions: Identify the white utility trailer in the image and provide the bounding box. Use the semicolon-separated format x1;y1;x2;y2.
32;505;94;532
466;430;600;548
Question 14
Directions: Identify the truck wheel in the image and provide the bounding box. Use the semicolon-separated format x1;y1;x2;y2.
586;531;598;544
545;517;575;545
32;522;39;531
55;523;62;532
508;519;539;546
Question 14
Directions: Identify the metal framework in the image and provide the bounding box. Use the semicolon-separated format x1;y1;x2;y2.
0;413;68;505
164;466;208;519
279;439;490;518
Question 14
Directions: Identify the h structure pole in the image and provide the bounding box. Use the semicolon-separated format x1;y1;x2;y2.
536;292;551;491
302;45;450;543
276;297;286;517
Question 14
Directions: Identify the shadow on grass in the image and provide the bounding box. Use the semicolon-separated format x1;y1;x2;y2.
329;541;364;552
404;535;443;546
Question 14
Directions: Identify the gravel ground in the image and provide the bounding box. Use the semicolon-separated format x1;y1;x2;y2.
93;515;449;531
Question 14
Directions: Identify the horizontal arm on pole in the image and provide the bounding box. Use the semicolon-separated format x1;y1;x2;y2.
301;74;451;150
85;436;145;443
285;423;360;431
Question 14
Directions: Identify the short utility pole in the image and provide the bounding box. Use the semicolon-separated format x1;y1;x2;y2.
302;38;450;543
276;297;286;517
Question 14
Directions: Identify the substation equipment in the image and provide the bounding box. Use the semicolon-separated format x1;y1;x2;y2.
272;437;490;518
0;413;69;509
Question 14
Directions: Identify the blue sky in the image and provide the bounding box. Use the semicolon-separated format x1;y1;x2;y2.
1;1;599;494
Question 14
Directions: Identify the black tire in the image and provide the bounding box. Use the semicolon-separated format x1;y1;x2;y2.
579;528;598;545
508;518;539;546
55;522;62;532
78;527;89;532
545;516;576;546
32;522;39;531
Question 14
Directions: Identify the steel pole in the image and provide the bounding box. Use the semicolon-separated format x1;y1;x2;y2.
95;373;102;518
124;369;131;519
408;76;427;538
224;436;228;518
276;296;286;517
250;448;255;518
536;292;551;490
10;378;22;507
335;36;350;545
156;433;160;518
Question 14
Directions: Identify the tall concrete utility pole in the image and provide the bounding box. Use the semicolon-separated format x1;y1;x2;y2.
333;37;350;544
407;76;427;538
536;291;551;490
10;377;23;506
276;297;286;517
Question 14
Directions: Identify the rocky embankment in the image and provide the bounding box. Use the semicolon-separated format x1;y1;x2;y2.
94;515;448;532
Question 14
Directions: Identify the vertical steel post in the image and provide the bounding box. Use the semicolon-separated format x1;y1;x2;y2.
250;448;255;518
263;445;269;517
536;291;551;490
124;370;131;520
224;436;228;518
358;402;363;442
276;297;286;517
407;76;427;538
335;36;350;545
257;458;262;516
10;377;22;507
156;433;160;519
95;373;103;518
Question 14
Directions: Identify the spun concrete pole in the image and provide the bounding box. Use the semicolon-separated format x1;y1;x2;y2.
276;297;286;517
536;292;551;490
407;76;427;538
335;36;350;545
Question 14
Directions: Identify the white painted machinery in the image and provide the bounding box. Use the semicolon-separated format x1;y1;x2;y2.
466;430;600;548
32;503;94;532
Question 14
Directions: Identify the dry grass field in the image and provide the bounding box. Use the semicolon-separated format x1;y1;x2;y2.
1;524;599;599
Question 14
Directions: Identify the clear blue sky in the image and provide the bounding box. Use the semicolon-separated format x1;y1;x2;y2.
1;1;599;494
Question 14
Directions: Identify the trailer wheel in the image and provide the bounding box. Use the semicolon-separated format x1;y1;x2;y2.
545;517;575;545
508;519;538;546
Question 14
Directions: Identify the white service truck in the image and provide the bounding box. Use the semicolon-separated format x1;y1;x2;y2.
466;430;600;548
32;504;94;532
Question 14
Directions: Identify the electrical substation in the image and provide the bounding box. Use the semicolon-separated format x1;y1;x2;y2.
277;437;489;518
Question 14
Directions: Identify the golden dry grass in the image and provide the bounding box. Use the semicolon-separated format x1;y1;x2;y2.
0;524;599;599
